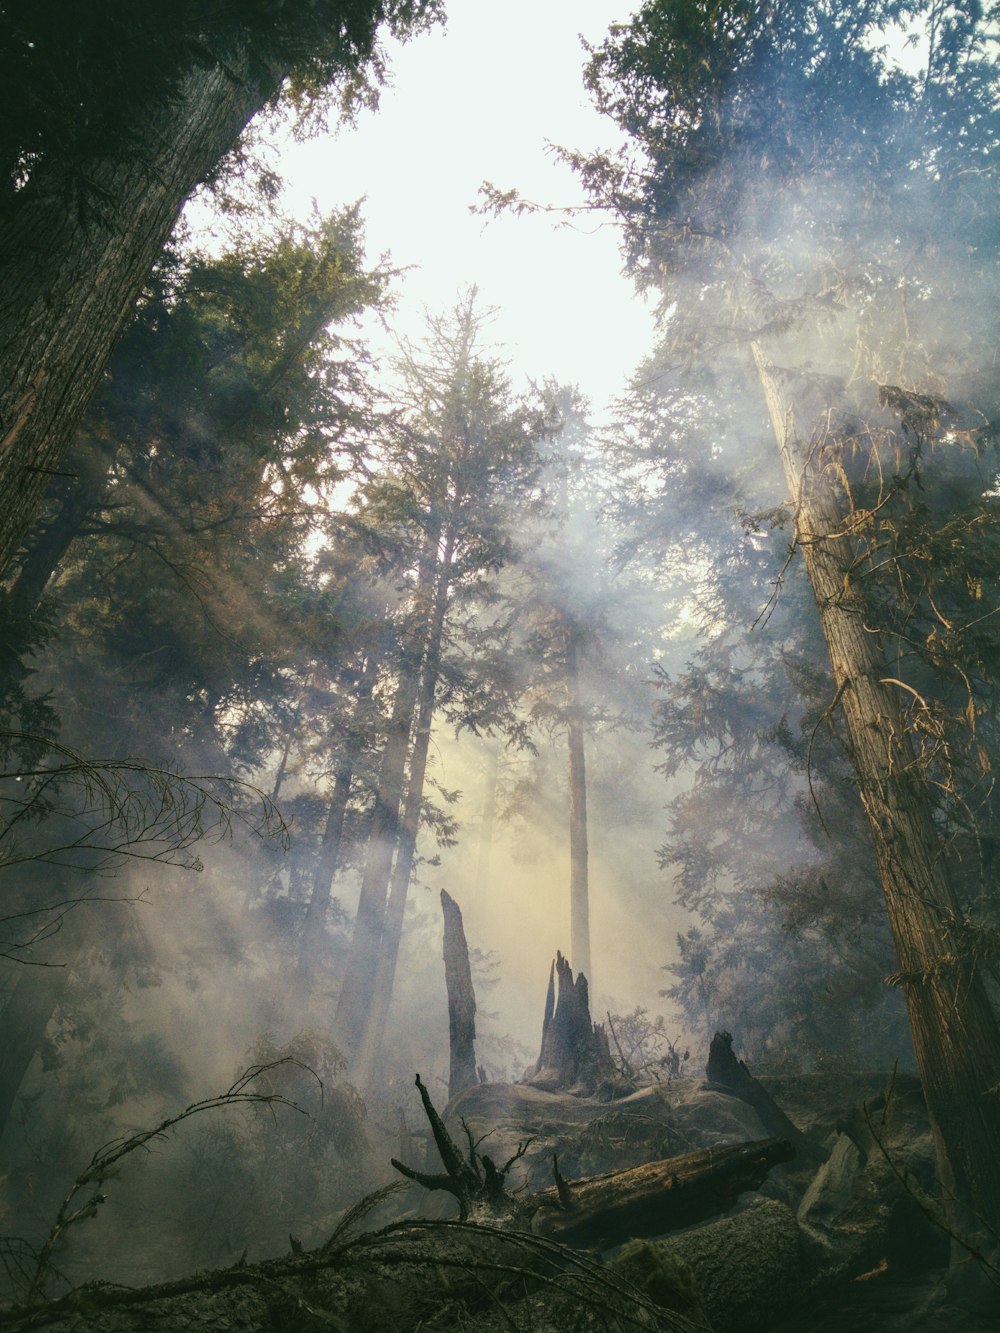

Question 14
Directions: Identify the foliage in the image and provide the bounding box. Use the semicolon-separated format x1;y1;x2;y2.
0;0;442;204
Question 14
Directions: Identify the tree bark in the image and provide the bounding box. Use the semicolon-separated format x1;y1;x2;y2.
524;952;615;1095
706;1030;822;1166
534;1137;795;1249
565;627;592;986
0;55;283;580
753;341;1000;1237
440;889;478;1102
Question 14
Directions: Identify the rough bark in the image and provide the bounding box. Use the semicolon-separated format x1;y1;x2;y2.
752;342;1000;1236
524;952;616;1095
706;1031;822;1166
0;55;284;580
440;889;479;1101
618;1196;803;1333
534;1137;795;1249
565;628;592;986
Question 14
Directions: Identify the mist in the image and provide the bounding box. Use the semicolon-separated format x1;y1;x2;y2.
2;3;999;1328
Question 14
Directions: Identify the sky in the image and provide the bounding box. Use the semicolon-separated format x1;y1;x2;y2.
270;0;655;414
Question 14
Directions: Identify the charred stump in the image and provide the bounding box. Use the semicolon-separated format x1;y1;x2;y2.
440;889;478;1101
523;951;616;1096
390;1074;533;1225
706;1031;822;1166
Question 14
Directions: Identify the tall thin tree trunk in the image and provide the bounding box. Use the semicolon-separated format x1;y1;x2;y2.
0;912;85;1140
753;341;1000;1237
0;56;283;580
566;627;592;987
298;650;382;990
333;532;441;1060
475;744;500;896
355;537;453;1077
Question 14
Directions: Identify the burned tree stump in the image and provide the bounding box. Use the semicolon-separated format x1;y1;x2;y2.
523;951;616;1096
391;1074;533;1225
706;1031;822;1166
441;889;478;1101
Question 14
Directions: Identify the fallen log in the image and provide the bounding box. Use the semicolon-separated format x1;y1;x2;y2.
616;1196;803;1333
705;1032;822;1167
533;1137;796;1248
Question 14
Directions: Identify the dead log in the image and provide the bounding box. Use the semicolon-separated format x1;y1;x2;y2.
440;889;478;1101
533;1137;796;1248
523;951;617;1095
616;1196;803;1333
394;1072;793;1252
706;1032;822;1166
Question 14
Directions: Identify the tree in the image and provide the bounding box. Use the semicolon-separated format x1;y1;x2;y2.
0;0;438;579
566;0;1000;1242
332;294;545;1074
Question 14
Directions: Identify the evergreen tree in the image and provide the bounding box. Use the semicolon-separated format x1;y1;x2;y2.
567;0;1000;1239
0;0;438;578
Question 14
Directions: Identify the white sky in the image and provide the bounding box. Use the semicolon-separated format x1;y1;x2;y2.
271;0;655;413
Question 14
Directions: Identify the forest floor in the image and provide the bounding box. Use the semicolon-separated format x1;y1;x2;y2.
773;1269;999;1332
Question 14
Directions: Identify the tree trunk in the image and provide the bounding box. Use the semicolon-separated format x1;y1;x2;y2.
565;628;592;986
299;650;382;990
616;1196;803;1333
333;532;441;1060
354;535;453;1076
534;1137;796;1249
753;341;1000;1238
0;55;283;580
0;915;85;1139
706;1030;822;1166
524;952;615;1095
440;889;479;1102
475;743;499;895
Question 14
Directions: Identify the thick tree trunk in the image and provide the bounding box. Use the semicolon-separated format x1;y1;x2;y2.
440;889;479;1101
565;629;592;986
524;952;616;1095
0;56;281;579
753;343;1000;1237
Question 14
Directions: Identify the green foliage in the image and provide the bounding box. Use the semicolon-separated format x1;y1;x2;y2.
0;0;442;203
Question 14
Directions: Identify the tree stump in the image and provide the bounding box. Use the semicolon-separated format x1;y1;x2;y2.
441;889;478;1101
523;951;616;1096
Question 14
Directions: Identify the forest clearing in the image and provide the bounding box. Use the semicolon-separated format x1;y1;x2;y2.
1;2;999;1329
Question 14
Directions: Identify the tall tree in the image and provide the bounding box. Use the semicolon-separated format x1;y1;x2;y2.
0;0;437;579
333;294;544;1072
567;0;1000;1241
